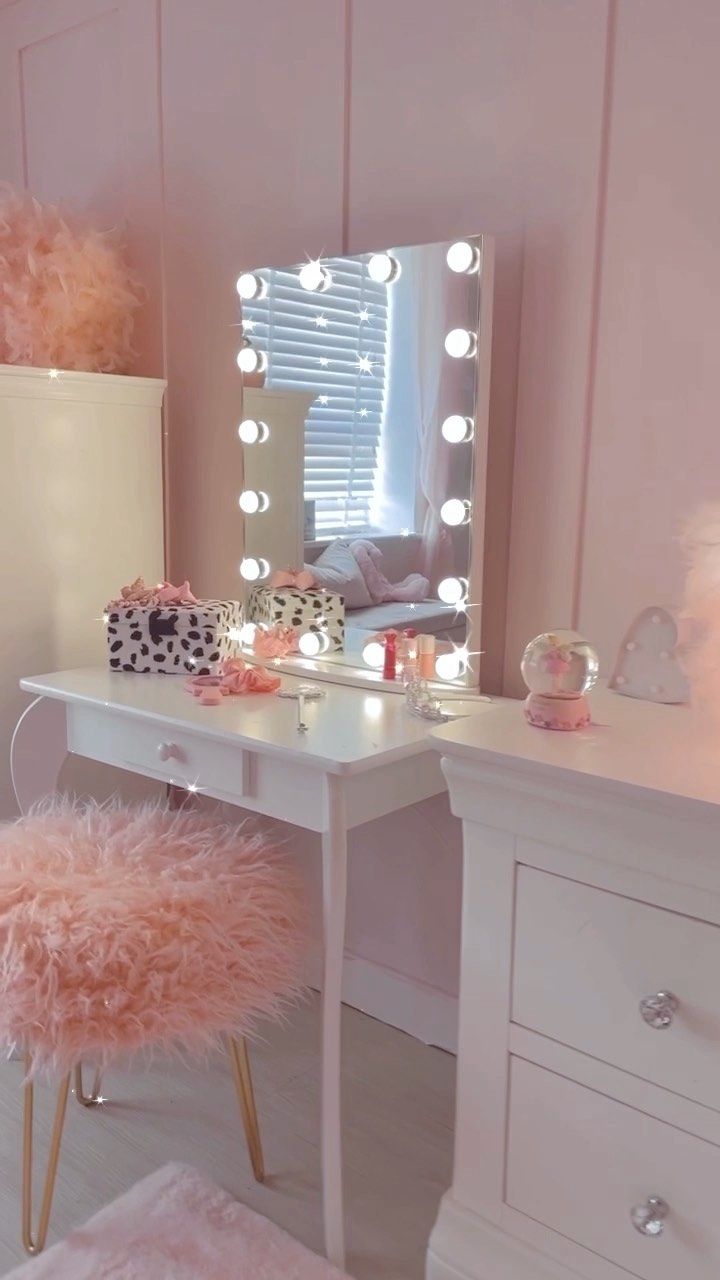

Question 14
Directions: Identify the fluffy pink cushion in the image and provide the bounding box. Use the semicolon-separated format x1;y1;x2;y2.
0;799;306;1077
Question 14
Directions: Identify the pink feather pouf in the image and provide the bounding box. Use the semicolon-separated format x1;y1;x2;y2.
0;186;143;373
0;798;306;1077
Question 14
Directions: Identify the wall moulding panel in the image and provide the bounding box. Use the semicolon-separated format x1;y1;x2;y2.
1;0;718;1020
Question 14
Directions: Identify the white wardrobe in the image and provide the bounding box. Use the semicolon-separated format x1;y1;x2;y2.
0;365;165;817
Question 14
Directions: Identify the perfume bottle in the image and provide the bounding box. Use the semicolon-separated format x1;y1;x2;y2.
418;634;436;680
383;630;397;681
401;628;418;684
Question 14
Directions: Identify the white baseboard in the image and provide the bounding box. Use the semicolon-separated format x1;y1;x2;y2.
308;950;458;1054
427;1195;585;1280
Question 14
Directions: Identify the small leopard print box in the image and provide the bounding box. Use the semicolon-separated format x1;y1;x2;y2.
105;600;242;674
248;586;344;653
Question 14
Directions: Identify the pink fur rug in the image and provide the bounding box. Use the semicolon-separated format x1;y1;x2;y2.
5;1163;349;1279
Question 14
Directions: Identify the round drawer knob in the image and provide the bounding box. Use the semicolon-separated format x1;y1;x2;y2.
631;1196;669;1237
639;991;678;1029
157;741;178;762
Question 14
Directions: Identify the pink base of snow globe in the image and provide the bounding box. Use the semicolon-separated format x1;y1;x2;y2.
524;692;591;732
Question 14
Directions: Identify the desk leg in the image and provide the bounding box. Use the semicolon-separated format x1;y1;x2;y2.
320;773;348;1268
11;697;68;815
8;697;68;1062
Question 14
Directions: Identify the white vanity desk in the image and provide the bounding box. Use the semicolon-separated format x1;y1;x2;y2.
11;666;450;1269
427;687;720;1280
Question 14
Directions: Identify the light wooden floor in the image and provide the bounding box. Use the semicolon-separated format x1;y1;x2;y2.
0;997;455;1278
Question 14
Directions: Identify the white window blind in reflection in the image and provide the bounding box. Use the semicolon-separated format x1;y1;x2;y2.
243;258;388;538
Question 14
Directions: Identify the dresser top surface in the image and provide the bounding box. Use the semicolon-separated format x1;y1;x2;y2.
20;667;455;774
431;687;720;813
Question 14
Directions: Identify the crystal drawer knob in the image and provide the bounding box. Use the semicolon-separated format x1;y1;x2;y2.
639;991;678;1029
631;1196;669;1237
157;742;178;762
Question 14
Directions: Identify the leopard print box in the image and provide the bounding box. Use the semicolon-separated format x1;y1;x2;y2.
105;600;242;674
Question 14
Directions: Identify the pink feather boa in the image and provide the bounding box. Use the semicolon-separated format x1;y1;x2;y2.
0;185;143;373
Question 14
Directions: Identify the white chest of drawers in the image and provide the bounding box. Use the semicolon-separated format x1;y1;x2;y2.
427;689;720;1280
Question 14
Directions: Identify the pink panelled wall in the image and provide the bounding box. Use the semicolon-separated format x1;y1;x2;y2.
1;0;718;1012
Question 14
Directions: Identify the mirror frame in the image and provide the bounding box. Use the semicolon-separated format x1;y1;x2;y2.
235;234;495;694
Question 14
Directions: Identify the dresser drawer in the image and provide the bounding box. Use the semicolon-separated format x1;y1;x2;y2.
512;865;720;1110
507;1057;720;1280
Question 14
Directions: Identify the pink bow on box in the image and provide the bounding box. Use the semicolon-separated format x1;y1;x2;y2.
110;576;157;606
269;568;317;591
156;579;198;605
185;658;281;704
109;577;198;608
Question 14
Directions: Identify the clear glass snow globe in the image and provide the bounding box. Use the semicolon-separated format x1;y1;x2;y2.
521;631;599;700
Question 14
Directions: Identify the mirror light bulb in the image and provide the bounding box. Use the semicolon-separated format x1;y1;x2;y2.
444;328;477;359
440;497;470;527
368;252;401;284
236;272;265;300
238;418;269;444
298;630;329;657
362;640;385;669
435;649;467;681
446;241;480;274
239;557;269;582
238;489;269;514
441;414;474;444
299;261;332;292
236;346;267;374
239;622;257;645
438;576;468;606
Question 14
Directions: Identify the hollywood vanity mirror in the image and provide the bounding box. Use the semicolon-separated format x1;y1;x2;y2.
234;235;494;693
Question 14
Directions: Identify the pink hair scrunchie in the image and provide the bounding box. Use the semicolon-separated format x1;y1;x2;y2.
185;658;280;702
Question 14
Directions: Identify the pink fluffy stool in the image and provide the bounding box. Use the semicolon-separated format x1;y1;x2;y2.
0;798;306;1256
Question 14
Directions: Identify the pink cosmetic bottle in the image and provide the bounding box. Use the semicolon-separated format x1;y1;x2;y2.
383;631;397;681
418;634;436;679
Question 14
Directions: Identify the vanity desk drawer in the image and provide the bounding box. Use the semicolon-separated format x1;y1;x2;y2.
68;703;250;794
512;865;720;1110
507;1056;720;1280
66;703;324;828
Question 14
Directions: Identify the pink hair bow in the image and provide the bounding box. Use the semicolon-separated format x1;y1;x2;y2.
185;657;280;703
269;568;317;591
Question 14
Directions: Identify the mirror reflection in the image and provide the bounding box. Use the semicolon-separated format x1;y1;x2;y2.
236;236;491;688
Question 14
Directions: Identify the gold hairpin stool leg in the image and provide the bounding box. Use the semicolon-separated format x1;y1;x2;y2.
227;1036;264;1182
22;1054;71;1255
74;1064;103;1107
